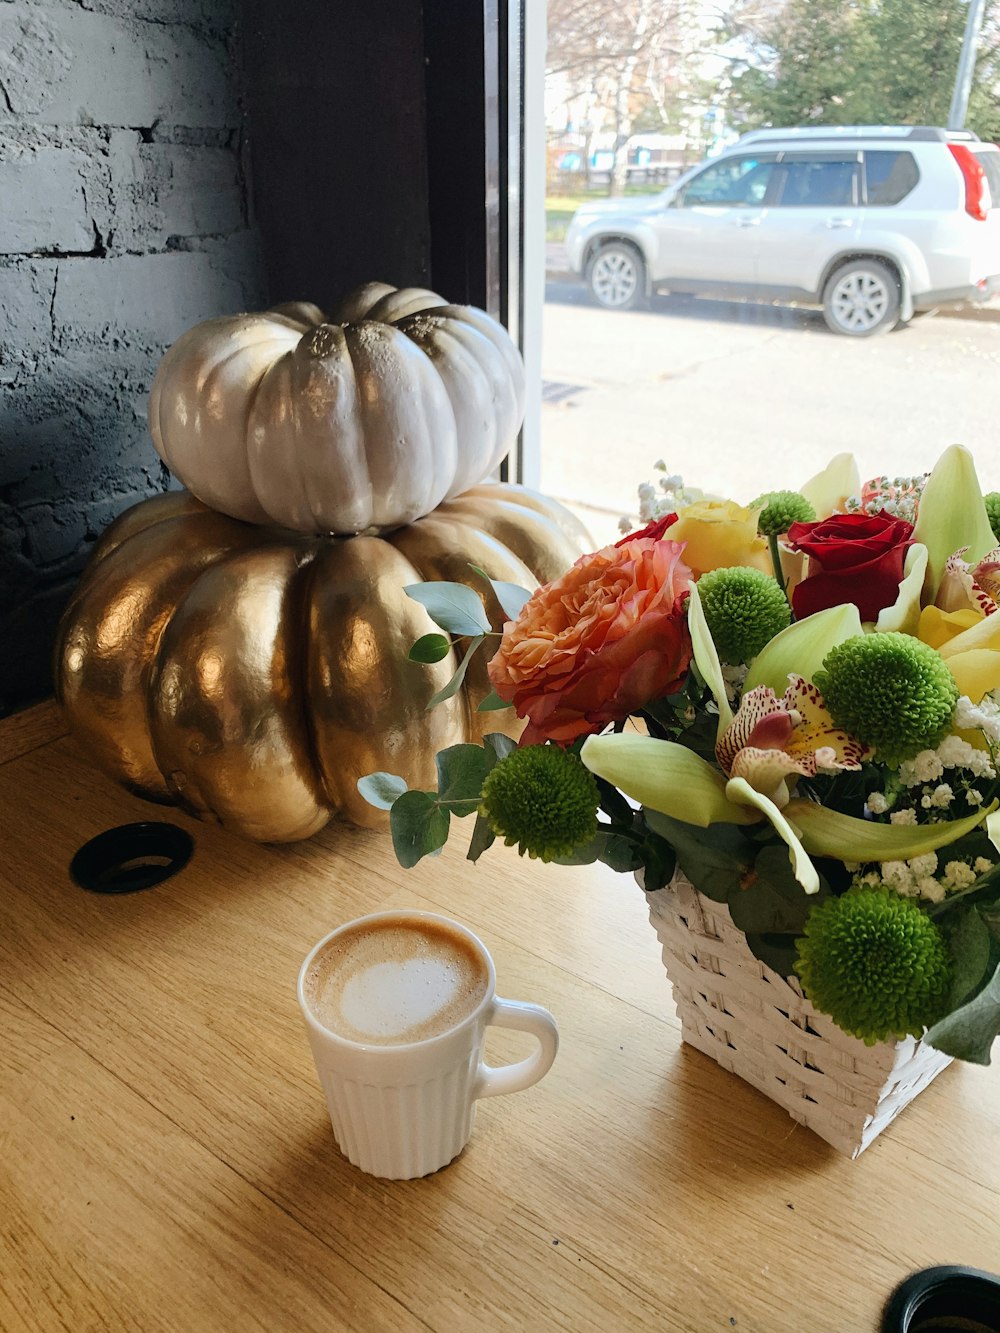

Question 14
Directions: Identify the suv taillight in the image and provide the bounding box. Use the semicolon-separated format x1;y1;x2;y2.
949;143;988;220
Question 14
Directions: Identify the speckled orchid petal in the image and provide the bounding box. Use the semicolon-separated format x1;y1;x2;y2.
781;676;870;769
976;549;1000;603
798;453;861;520
875;542;927;635
729;746;806;807
715;684;787;773
937;547;998;617
912;445;996;600
744;602;864;696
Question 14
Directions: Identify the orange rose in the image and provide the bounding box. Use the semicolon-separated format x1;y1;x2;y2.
488;538;693;745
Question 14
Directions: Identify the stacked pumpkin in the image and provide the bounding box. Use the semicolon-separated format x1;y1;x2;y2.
55;283;590;842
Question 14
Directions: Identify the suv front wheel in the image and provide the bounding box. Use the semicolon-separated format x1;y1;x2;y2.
586;243;647;311
822;258;900;336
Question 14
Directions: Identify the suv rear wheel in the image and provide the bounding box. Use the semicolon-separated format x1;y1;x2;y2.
586;243;646;311
822;258;900;336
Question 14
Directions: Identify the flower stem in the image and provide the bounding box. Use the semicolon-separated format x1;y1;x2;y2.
768;532;792;613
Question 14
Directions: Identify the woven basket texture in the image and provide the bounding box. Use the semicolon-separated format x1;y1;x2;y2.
646;871;953;1157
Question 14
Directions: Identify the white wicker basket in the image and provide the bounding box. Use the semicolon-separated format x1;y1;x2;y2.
646;871;953;1157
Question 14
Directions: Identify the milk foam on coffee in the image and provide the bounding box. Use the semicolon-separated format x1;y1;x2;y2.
305;918;489;1045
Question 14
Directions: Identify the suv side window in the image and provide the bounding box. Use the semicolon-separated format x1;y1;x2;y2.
864;151;919;205
677;156;776;208
774;157;858;207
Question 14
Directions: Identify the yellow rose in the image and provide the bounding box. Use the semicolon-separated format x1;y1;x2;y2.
669;499;771;579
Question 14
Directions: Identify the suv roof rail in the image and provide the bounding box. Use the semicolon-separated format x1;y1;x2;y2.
735;125;981;145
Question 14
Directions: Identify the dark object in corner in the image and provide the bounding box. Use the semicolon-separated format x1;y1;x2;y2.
883;1266;1000;1332
70;822;194;894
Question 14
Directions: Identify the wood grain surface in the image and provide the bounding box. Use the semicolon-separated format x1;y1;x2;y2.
1;732;998;1332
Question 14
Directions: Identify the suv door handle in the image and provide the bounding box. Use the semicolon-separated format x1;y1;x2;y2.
825;217;854;229
735;216;760;227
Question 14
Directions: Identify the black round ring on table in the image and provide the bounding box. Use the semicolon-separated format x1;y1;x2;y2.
882;1266;1000;1332
70;822;194;894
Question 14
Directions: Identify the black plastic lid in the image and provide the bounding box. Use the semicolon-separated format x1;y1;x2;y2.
70;821;194;894
883;1266;1000;1332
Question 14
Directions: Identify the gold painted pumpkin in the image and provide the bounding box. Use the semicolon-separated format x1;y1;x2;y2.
55;484;590;842
148;283;526;535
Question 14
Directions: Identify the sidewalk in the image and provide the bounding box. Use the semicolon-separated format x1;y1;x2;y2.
544;241;1000;322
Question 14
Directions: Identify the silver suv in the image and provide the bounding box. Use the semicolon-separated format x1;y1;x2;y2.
564;126;1000;335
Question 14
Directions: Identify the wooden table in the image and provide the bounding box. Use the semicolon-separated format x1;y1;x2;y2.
3;705;999;1332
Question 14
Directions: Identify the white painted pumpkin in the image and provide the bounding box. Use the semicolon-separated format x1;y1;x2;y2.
148;282;525;535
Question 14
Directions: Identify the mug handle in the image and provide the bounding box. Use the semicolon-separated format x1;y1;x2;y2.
473;997;559;1099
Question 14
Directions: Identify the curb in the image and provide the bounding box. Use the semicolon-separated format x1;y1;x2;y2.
543;267;1000;323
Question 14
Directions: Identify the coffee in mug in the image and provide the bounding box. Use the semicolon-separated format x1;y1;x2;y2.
302;915;490;1045
298;910;558;1180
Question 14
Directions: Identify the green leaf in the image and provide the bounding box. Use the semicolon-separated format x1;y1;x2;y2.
356;772;408;811
466;812;496;862
599;831;643;874
946;907;993;1009
925;957;1000;1065
642;808;755;902
408;633;452;664
744;932;801;979
426;634;486;709
483;732;517;761
728;844;825;935
435;744;494;816
580;734;759;828
469;565;532;621
744;602;863;696
980;903;1000;945
477;688;512;712
404;582;491;636
390;790;451;868
686;581;733;738
553;833;604;866
594;776;636;826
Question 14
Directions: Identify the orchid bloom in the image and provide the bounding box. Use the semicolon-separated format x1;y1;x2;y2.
715;677;870;808
937;546;1000;618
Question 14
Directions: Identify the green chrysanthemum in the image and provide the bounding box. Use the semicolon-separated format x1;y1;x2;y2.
479;744;599;861
814;632;958;766
751;490;816;537
697;566;791;665
985;492;1000;543
795;886;951;1044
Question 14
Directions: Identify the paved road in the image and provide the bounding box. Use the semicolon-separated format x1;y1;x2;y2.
540;280;1000;547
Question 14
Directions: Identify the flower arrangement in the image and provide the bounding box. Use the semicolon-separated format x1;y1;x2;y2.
360;445;1000;1066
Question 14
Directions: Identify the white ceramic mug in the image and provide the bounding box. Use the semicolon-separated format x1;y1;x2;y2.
297;910;559;1180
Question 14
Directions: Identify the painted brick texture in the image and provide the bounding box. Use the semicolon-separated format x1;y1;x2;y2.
0;0;265;714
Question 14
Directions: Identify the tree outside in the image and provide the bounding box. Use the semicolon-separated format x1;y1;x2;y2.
723;0;1000;140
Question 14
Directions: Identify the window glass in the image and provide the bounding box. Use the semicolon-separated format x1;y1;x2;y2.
775;158;857;207
678;157;774;207
865;151;919;206
973;150;1000;211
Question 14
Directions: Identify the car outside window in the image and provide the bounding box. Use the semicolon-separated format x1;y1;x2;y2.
677;156;775;208
774;158;858;207
864;151;919;206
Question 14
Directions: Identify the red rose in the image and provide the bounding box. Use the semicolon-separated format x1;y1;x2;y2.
487;538;693;744
786;510;914;622
615;513;678;546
